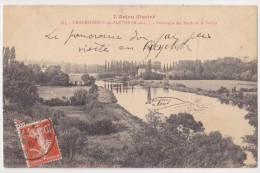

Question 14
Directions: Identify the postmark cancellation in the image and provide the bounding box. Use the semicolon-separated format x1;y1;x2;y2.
15;119;62;167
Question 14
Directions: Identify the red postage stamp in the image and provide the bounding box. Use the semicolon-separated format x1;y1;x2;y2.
15;119;62;167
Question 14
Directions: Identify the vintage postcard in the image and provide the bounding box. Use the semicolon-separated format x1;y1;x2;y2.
2;5;258;168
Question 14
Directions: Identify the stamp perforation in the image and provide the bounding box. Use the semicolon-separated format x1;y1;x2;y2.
15;118;62;167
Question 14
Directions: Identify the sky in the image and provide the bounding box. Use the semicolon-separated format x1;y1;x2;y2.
3;6;258;65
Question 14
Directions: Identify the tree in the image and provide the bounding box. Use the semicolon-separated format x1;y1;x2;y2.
243;95;257;163
28;64;44;84
73;89;88;105
169;57;257;81
10;47;16;63
111;60;114;72
146;59;152;73
44;65;62;83
152;61;161;72
43;65;69;86
166;113;204;133
85;84;99;105
59;126;86;159
217;87;229;95
51;73;69;86
184;71;195;79
243;131;257;162
187;132;246;168
242;70;253;81
81;74;95;86
105;60;107;72
122;112;246;167
251;74;257;81
3;47;10;67
3;61;39;108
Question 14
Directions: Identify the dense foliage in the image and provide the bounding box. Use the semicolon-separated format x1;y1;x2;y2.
102;57;257;81
28;64;69;86
243;94;257;162
43;85;98;107
81;74;96;86
3;47;39;108
121;112;247;167
3;46;257;168
169;57;257;81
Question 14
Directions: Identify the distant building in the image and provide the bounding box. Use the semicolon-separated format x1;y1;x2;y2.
41;65;48;73
68;73;85;85
137;68;161;76
68;73;97;85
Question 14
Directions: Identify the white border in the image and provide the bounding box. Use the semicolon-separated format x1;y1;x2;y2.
0;0;259;5
0;1;259;173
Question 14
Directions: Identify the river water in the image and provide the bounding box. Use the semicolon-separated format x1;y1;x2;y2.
96;80;255;165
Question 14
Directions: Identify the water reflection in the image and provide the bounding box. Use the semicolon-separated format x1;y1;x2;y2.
103;81;170;101
103;81;136;95
147;86;151;102
99;80;254;165
98;80;254;148
103;81;246;110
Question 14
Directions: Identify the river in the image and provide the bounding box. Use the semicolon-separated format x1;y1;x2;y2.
96;80;255;165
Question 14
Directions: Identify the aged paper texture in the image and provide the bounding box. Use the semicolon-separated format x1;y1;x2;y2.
3;6;258;168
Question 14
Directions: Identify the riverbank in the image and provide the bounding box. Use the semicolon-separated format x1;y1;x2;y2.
3;86;144;168
49;86;144;167
137;80;257;166
4;84;256;167
139;80;256;108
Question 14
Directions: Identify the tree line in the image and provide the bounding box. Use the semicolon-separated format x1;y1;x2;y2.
103;57;257;81
3;46;95;108
63;63;104;74
28;64;70;86
170;57;257;81
121;112;247;167
3;47;39;108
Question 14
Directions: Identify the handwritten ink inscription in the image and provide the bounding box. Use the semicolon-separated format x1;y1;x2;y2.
145;97;210;114
44;28;211;60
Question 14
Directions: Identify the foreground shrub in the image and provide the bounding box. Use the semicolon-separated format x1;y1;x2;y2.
88;119;118;136
72;89;88;105
43;98;69;106
175;83;186;88
121;112;246;168
3;103;66;167
59;127;86;159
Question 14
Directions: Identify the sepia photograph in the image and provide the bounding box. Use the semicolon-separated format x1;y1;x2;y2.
2;5;258;169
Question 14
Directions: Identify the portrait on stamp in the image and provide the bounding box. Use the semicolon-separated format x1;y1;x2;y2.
15;119;61;167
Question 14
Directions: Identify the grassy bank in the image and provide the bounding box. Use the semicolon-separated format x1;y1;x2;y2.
143;80;257;90
4;84;256;167
3;86;143;168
